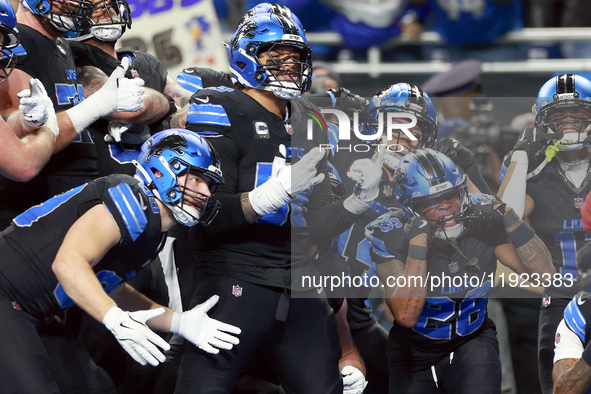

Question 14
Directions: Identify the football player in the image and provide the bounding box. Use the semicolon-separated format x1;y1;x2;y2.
67;0;194;176
552;254;591;394
499;74;591;394
366;148;554;393
331;83;440;394
0;0;59;181
62;2;197;389
0;0;145;229
329;82;491;393
175;10;380;393
0;129;240;393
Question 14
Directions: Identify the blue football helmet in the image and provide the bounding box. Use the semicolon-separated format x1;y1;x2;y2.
0;0;19;84
534;73;591;151
134;129;224;227
362;84;438;168
395;148;467;239
237;2;304;31
75;0;131;41
21;0;93;32
229;12;312;100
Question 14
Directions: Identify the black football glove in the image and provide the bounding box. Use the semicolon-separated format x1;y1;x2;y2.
435;137;476;170
330;88;370;122
512;127;555;159
462;197;506;226
406;216;436;244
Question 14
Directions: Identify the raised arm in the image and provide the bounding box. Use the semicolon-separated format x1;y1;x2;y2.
466;197;554;275
77;65;170;125
375;217;433;328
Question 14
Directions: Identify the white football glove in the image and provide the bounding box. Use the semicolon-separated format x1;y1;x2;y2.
343;148;385;214
114;76;145;112
106;121;151;144
66;57;145;134
249;144;325;217
171;295;241;354
341;365;368;394
17;78;58;137
102;306;170;367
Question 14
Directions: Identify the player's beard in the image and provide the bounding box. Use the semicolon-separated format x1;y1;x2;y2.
36;14;68;38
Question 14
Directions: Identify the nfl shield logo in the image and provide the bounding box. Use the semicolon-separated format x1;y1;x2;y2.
448;262;459;273
232;285;243;297
543;295;551;307
555;333;561;344
574;197;584;209
383;185;393;197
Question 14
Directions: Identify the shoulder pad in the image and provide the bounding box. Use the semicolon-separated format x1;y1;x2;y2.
564;292;589;343
178;67;233;93
106;182;149;242
365;210;407;262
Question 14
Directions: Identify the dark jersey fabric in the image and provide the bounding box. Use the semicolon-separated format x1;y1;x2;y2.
0;25;99;229
526;161;590;297
334;169;398;327
0;174;166;318
177;66;234;92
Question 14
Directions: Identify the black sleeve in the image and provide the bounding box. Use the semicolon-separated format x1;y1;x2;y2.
200;135;250;234
464;162;491;194
307;201;360;244
306;157;360;243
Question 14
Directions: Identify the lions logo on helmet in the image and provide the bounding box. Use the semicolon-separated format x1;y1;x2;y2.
395;148;468;240
237;2;304;32
134;129;223;227
534;73;591;152
147;134;188;160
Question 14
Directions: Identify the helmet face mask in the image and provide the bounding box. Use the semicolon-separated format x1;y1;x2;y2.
83;0;131;41
534;74;591;151
135;130;224;227
395;148;468;240
22;0;94;33
229;13;312;100
0;0;19;84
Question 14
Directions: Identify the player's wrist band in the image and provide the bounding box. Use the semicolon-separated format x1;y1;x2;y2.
170;311;182;335
506;221;535;248
408;244;428;261
503;208;520;228
343;193;371;215
582;342;591;366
